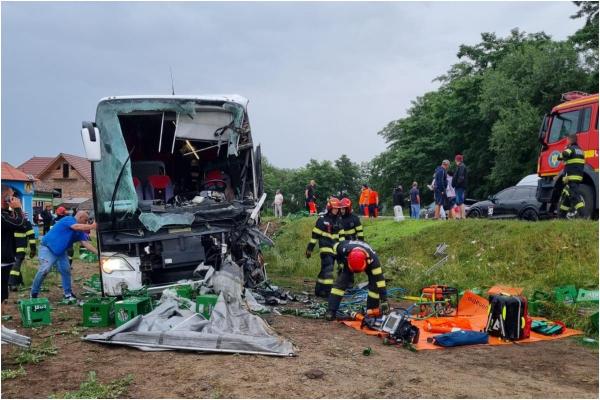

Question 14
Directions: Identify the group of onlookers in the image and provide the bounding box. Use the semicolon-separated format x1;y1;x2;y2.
429;154;468;220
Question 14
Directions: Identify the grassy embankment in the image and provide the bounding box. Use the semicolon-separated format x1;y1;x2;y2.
263;217;598;329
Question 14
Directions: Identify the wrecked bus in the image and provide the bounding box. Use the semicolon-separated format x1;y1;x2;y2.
80;95;269;296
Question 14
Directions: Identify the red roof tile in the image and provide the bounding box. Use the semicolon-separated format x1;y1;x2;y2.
18;157;54;177
60;154;92;183
2;162;36;182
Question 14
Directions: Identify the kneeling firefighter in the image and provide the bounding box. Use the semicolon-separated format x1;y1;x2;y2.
339;198;364;241
557;132;585;218
306;197;342;298
325;240;388;321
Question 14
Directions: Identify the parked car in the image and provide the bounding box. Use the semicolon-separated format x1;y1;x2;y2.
516;174;540;187
420;198;478;219
467;186;544;221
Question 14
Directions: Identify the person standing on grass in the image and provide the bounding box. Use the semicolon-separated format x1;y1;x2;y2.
392;185;405;221
305;180;317;214
433;160;449;219
409;182;421;219
445;170;456;219
1;185;26;303
273;189;284;219
452;154;468;219
40;204;54;235
30;211;98;301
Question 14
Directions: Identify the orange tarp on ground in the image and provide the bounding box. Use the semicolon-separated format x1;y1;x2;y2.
341;291;582;350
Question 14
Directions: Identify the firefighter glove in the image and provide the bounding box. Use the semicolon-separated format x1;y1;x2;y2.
305;249;312;259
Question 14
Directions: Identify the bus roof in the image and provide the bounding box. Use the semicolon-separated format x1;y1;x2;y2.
98;94;249;108
553;93;598;112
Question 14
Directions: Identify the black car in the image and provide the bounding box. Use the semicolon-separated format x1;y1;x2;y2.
467;186;543;221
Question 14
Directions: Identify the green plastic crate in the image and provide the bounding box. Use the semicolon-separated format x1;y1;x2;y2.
176;285;194;299
83;297;115;327
195;294;218;319
576;289;599;304
19;298;51;328
554;285;578;304
114;296;152;327
122;287;148;298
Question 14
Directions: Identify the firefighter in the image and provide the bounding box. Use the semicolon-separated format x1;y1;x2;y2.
306;197;342;298
8;216;36;291
339;198;364;241
325;240;388;321
557;133;586;218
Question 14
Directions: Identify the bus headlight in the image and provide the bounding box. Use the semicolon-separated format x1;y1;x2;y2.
101;256;134;274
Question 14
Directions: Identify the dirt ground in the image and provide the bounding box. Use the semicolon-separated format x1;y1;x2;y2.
1;261;598;399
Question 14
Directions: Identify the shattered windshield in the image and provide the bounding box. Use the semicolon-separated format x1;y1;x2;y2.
93;98;247;225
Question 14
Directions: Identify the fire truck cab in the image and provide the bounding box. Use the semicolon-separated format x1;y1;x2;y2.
537;92;599;218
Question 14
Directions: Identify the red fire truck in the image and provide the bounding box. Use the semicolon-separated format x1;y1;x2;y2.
537;92;599;218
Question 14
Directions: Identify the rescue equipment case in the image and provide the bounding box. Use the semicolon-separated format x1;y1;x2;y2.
485;294;531;340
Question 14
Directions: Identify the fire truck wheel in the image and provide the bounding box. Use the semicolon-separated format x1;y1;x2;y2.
578;184;595;219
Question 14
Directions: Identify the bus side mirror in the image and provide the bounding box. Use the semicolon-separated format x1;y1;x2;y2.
81;121;101;161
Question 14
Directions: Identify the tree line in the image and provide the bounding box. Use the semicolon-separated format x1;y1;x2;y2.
263;2;599;214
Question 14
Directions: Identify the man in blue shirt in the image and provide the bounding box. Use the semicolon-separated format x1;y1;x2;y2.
434;160;449;220
30;211;97;300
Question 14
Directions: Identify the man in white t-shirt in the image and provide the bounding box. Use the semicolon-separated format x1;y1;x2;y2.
273;190;284;218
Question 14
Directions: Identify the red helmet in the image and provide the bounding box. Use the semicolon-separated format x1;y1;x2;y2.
340;197;352;212
327;197;341;211
56;206;67;216
347;248;368;273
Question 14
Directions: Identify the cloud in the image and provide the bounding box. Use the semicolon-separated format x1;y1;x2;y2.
1;1;581;168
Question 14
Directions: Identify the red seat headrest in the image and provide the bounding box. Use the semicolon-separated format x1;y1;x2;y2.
148;175;171;189
206;170;224;181
133;177;141;187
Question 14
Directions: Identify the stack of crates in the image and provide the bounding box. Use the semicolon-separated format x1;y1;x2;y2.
19;298;51;328
84;274;102;292
114;296;153;327
82;297;116;327
195;294;218;319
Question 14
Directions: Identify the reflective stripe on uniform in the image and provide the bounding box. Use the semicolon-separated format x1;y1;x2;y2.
312;227;324;235
368;291;380;299
14;232;26;238
344;228;356;235
575;202;585;209
333;242;339;252
355;226;363;231
318;278;334;285
568;175;583;182
376;280;386;288
15;247;26;253
309;238;317;244
29;239;37;244
371;267;382;275
330;288;345;296
9;270;20;276
26;230;34;236
566;158;585;165
313;227;338;240
560;204;570;211
320;247;335;255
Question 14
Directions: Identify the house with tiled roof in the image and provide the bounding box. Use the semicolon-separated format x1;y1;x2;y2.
18;153;92;209
1;161;36;221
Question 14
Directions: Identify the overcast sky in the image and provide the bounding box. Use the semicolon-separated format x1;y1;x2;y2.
1;1;583;169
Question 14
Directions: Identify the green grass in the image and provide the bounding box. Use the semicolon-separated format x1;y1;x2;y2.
13;339;58;365
263;217;598;328
1;367;26;381
51;371;134;399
